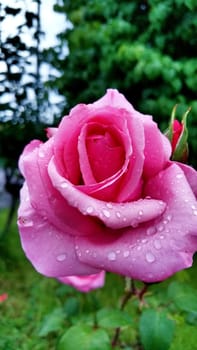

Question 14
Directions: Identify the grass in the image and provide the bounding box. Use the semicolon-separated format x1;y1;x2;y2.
1;207;197;349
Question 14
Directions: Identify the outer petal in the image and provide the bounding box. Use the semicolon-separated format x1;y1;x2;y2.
58;271;105;293
19;137;104;237
142;119;172;178
48;157;166;229
93;89;152;122
177;162;197;197
18;183;99;277
75;164;197;283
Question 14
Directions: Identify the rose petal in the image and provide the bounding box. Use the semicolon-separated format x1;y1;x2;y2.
177;162;197;197
19;138;106;237
75;164;197;282
48;157;166;229
58;271;105;293
93;89;152;122
18;183;99;277
79;122;125;183
142;118;172;178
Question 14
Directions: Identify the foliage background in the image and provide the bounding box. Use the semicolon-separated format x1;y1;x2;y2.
48;0;197;167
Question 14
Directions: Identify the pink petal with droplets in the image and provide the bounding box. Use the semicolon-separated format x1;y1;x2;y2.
75;164;197;283
48;157;166;229
18;183;99;277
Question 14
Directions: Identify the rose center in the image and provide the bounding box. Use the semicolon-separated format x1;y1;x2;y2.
86;126;125;182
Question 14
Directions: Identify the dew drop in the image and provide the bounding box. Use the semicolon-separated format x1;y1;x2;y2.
123;250;130;258
141;239;147;244
157;224;164;232
154;239;162;250
146;227;156;236
103;209;111;218
19;217;33;227
193;210;197;216
145;252;155;263
106;202;113;209
60;182;68;189
86;206;94;214
166;214;172;222
116;211;121;218
176;173;183;179
107;251;116;261
56;253;67;262
138;210;143;216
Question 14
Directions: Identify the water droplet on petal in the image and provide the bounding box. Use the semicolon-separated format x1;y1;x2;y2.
138;210;143;216
166;214;172;222
106;202;113;209
60;182;68;189
19;217;33;227
154;239;162;250
56;253;67;262
107;251;116;261
123;250;130;258
146;227;156;236
103;209;111;218
193;210;197;216
116;211;121;218
176;173;183;179
86;206;94;214
145;252;155;263
157;224;164;232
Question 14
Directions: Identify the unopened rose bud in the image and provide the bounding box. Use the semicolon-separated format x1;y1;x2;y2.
165;105;190;163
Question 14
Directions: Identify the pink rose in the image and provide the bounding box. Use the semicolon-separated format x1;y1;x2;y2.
58;271;105;293
17;89;197;283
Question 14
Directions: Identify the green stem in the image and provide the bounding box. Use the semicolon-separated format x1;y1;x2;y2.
111;278;148;348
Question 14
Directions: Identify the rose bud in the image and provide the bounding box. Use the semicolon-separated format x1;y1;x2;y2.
165;105;190;163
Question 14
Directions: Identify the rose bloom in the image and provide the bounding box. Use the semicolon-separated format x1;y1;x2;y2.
18;89;197;285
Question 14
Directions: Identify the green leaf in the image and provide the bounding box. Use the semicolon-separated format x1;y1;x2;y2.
139;309;175;350
168;281;197;313
57;325;111;350
96;308;132;328
64;297;80;317
38;308;65;337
